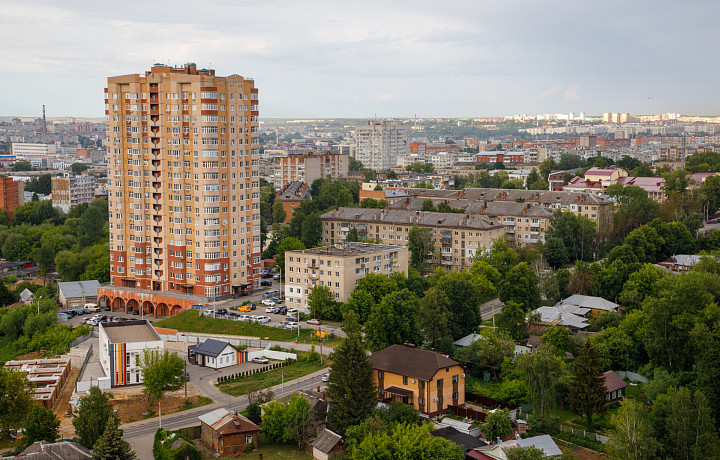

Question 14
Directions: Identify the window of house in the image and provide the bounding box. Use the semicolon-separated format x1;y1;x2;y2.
378;370;384;379
419;397;425;406
245;435;253;444
419;380;425;389
403;376;408;385
452;375;458;384
437;378;443;388
452;392;458;400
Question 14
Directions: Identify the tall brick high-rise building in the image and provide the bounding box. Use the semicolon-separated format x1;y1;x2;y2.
100;63;261;316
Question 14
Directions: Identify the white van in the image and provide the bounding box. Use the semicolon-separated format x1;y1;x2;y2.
85;303;101;313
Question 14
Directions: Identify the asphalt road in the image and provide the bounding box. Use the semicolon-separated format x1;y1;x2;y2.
122;369;329;459
479;298;503;322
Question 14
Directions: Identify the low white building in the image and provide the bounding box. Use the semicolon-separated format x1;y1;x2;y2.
98;320;163;387
188;338;240;369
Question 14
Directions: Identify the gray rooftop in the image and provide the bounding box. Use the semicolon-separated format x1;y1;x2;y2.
289;242;405;257
311;429;342;454
411;187;612;206
101;320;161;344
555;294;618;312
498;434;562;457
277;181;311;201
321;207;503;230
58;280;101;299
192;338;232;358
453;333;485;348
11;441;92;460
388;197;554;218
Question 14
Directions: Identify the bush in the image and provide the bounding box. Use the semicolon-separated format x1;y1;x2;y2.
153;428;202;460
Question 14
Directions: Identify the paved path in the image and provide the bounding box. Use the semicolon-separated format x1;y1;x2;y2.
122;368;329;460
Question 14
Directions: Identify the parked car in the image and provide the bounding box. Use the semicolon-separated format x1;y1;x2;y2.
237;306;252;312
132;310;140;315
261;272;273;279
239;315;251;322
216;308;228;316
285;322;299;329
248;315;260;322
307;319;322;326
274;306;287;315
261;300;276;307
321;373;330;382
287;308;298;314
270;297;281;303
255;316;271;324
260;280;272;287
248;303;257;310
252;357;269;364
286;315;299;322
265;307;276;313
707;218;720;224
104;305;111;311
273;274;281;280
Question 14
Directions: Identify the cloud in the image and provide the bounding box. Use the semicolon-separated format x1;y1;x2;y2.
1;0;720;117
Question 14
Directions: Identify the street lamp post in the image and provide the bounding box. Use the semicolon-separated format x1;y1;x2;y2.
37;295;42;314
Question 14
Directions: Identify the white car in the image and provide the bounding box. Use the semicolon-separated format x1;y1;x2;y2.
287;308;298;314
265;307;276;313
321;373;330;382
252;356;269;364
255;316;271;324
285;322;299;330
261;300;276;307
238;315;251;322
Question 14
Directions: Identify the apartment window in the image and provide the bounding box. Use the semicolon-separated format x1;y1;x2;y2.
437;378;443;389
452;375;459;384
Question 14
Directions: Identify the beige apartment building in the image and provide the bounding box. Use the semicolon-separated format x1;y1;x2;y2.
272;151;348;189
387;197;553;245
103;63;261;307
51;173;95;212
410;188;613;235
320;208;504;272
284;243;409;311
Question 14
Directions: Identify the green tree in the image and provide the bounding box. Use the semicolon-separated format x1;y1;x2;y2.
71;163;90;174
420;198;436;212
300;211;322;248
482;409;513;442
434;272;493;339
557;153;584;170
12;161;33;171
569;340;606;428
499;262;541;311
544;236;568;269
497;301;527;341
455;330;513;379
308;285;340;321
365;289;421;351
474;237;518;276
326;311;377;434
346;227;359;242
547;210;596;261
272;200;287;224
275;237;305;272
24;174;52;195
78;205;106;249
662;387;719;459
91;416;136;460
606;398;658;460
517;344;564;420
0;367;33;435
345;289;374;323
262;400;289;443
285;394;315;448
506;446;545;460
408;225;434;272
140;349;185;402
352;423;463;460
541;326;571;354
73;386;115;449
24;404;60;444
417;287;452;352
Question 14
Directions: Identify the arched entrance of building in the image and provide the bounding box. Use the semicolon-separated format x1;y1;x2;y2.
142;301;154;316
111;297;125;312
126;299;140;314
170;305;183;316
156;303;169;317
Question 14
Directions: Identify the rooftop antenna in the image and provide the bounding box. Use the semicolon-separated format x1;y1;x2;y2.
42;105;47;134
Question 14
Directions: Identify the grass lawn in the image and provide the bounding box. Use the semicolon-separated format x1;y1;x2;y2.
155;310;341;346
204;442;310;459
217;360;328;396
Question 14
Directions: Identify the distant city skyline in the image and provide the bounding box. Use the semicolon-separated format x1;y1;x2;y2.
2;0;720;118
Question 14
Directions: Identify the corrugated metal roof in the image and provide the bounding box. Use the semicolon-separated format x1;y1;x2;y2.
454;333;485;347
499;435;562;457
57;280;101;299
311;429;342;454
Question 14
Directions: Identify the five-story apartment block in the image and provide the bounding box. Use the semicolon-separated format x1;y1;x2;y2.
105;63;261;306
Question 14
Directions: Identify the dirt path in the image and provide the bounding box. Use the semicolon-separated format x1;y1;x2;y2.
54;368;81;440
110;384;207;423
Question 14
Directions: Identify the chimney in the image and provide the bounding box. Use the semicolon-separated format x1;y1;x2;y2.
523;208;527;215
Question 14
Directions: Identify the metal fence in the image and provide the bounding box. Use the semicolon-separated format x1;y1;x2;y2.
158;333;271;349
68;332;93;349
448;404;487;422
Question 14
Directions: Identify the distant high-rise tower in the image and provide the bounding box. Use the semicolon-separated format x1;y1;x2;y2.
101;63;261;316
353;120;409;171
42;105;47;134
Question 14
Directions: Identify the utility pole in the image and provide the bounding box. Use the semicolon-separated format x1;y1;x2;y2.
281;369;284;399
184;358;187;399
159;402;162;429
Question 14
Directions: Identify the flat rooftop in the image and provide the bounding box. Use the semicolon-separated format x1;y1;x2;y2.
290;242;405;257
101;320;160;343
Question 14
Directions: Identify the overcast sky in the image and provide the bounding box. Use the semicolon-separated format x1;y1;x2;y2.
2;0;719;119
